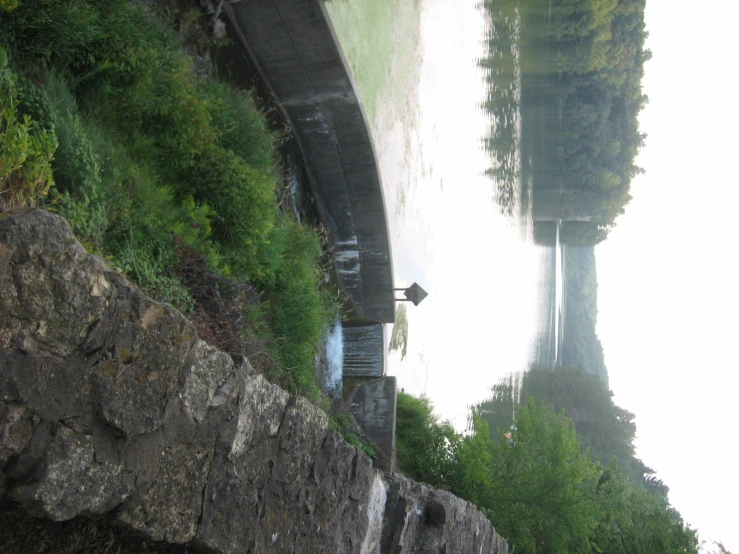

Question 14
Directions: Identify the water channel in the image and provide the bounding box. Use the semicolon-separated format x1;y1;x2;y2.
325;0;563;428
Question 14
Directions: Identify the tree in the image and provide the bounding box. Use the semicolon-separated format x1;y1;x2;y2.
400;388;700;554
453;400;601;553
395;392;459;488
591;461;699;554
705;542;733;554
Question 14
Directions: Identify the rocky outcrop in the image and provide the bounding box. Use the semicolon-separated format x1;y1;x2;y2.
0;209;508;554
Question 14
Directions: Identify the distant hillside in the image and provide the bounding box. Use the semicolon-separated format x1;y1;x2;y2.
561;246;608;383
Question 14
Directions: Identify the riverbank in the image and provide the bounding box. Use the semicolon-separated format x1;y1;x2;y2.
0;0;335;400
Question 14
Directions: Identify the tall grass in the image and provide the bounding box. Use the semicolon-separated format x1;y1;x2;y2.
0;0;335;398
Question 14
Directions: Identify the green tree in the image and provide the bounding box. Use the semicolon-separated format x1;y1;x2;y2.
395;392;459;488
400;387;699;554
453;400;601;553
592;461;699;554
705;542;733;554
479;0;649;238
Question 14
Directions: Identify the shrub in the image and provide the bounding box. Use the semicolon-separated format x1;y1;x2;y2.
0;0;17;13
1;0;336;400
0;48;57;210
261;218;335;396
395;392;460;487
329;413;376;457
199;78;278;174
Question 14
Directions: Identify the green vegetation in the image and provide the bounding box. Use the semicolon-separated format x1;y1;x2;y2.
0;47;57;210
481;0;649;243
388;303;409;359
396;392;458;486
561;246;608;381
328;412;376;458
0;0;335;399
706;542;733;554
475;368;664;493
396;374;699;553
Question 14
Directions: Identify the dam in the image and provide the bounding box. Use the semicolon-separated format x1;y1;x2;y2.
223;0;395;325
221;0;398;470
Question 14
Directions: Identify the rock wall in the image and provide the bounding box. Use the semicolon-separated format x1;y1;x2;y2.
0;209;507;554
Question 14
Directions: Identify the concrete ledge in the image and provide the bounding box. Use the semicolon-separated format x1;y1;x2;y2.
224;0;395;323
347;377;397;472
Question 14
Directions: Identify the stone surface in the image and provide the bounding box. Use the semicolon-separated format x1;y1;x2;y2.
10;426;135;521
0;209;507;554
0;402;32;469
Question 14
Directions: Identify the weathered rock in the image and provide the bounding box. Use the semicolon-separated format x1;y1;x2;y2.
0;402;32;470
381;476;509;554
0;209;508;554
0;208;113;358
10;426;135;521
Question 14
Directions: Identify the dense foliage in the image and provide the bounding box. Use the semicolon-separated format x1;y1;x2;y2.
0;47;56;209
396;381;699;553
395;392;459;486
480;0;649;242
0;0;334;399
475;368;666;496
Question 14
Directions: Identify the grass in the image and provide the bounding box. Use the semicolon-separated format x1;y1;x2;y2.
0;0;336;400
329;413;376;458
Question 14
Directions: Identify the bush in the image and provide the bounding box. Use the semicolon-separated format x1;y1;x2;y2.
0;0;17;13
395;392;460;487
0;48;57;210
329;413;376;457
199;78;278;174
1;0;335;399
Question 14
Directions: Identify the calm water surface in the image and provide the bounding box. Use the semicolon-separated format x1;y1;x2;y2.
326;0;559;427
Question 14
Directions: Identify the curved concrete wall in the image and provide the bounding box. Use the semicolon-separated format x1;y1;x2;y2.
224;0;395;324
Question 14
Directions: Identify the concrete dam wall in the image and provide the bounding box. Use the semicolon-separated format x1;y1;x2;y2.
223;0;395;324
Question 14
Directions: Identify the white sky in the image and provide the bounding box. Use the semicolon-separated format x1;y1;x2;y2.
596;1;739;551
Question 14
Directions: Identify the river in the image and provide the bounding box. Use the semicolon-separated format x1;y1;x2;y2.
326;0;562;428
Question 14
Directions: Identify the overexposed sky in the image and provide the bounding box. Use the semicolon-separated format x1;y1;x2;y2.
596;1;739;551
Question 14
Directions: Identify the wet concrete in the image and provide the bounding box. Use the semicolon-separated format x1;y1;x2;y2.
343;323;385;378
347;377;398;472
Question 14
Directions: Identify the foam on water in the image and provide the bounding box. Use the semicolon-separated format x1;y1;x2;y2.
324;320;344;394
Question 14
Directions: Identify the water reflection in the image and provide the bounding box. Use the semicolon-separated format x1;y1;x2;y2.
325;0;555;426
478;0;524;219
